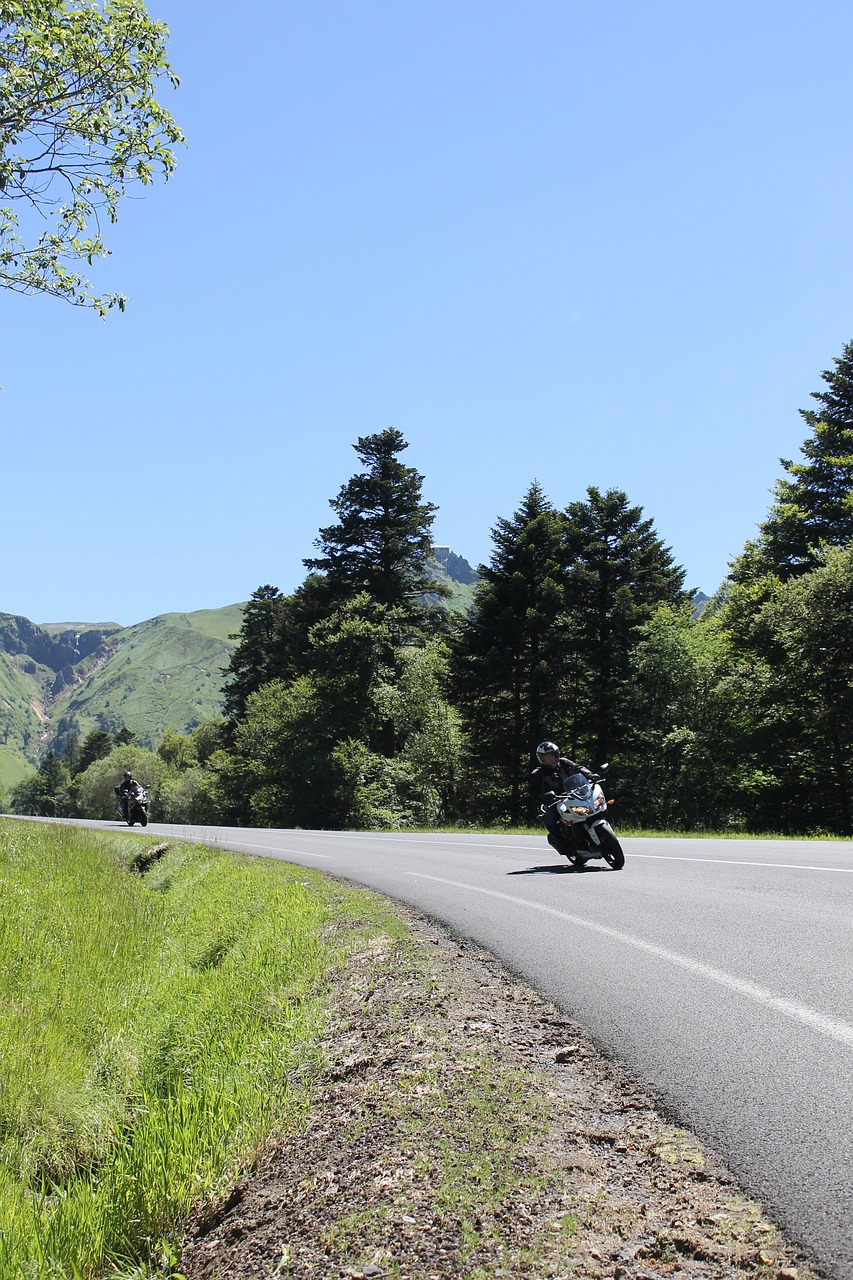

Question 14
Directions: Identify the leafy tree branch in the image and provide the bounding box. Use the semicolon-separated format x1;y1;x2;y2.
0;0;183;311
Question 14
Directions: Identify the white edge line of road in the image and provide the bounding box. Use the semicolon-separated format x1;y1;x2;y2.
215;839;334;860
408;872;853;1051
623;853;853;874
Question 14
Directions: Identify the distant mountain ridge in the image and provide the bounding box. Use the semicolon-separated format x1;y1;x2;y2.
424;546;480;610
0;606;243;789
0;615;121;685
430;546;480;585
0;548;482;789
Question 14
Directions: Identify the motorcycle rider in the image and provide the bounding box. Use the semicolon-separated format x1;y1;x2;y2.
115;770;141;820
530;741;599;852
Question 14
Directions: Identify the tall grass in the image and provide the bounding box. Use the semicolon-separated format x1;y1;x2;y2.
0;819;393;1278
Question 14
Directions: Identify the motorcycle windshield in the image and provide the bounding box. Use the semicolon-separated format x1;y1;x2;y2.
562;772;593;798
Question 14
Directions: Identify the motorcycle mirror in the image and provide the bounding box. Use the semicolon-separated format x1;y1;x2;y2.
598;762;610;773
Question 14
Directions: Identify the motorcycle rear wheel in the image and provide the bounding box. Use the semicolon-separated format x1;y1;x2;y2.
597;822;624;870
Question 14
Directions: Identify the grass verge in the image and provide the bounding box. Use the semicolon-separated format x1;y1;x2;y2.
0;818;401;1278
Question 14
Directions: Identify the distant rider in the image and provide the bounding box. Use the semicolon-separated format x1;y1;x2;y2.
530;741;598;852
115;770;140;820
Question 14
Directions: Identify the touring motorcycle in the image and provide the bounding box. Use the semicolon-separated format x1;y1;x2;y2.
117;782;149;827
545;765;624;870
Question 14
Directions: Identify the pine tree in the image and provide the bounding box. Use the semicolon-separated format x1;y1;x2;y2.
449;484;569;823
304;428;443;619
563;488;687;765
222;586;288;725
76;730;115;774
733;340;853;581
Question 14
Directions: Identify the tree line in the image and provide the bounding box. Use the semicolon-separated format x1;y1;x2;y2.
9;342;853;835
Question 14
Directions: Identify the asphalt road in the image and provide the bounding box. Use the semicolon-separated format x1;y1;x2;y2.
33;819;853;1278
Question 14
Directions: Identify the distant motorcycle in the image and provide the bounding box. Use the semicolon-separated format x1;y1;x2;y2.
545;765;624;870
117;782;149;827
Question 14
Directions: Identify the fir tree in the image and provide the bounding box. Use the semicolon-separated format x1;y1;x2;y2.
304;428;444;620
76;730;115;774
563;487;687;765
222;586;288;725
450;484;569;823
733;340;853;581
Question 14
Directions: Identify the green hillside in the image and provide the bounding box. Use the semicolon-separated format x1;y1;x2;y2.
0;650;48;788
59;606;245;748
0;606;243;789
0;551;481;792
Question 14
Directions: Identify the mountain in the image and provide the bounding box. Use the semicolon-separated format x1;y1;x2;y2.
0;606;243;789
0;549;482;790
425;546;480;611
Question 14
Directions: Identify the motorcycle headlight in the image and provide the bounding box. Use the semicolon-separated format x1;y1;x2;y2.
595;795;606;811
570;805;589;815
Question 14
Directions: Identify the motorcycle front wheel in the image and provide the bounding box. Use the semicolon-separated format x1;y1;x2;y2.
596;822;625;870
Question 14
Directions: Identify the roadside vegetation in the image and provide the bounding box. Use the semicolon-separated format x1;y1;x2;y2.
0;818;401;1278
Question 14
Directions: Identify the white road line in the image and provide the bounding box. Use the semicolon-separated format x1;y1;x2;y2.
192;836;333;860
408;873;853;1051
251;845;333;860
628;853;853;874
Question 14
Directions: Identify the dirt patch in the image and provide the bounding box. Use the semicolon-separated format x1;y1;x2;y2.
131;842;170;874
179;909;818;1280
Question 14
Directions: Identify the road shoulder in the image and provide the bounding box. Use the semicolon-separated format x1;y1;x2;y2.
179;904;817;1280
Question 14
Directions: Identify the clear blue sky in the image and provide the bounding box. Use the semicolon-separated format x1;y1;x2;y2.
3;0;853;625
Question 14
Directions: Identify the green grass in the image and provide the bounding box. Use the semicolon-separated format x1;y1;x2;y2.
0;818;396;1279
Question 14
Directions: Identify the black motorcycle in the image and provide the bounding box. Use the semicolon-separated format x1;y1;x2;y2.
116;783;149;827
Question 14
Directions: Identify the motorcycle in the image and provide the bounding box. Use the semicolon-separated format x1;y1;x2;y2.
544;765;624;870
117;783;149;827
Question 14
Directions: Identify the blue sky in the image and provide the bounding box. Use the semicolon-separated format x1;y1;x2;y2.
3;0;853;625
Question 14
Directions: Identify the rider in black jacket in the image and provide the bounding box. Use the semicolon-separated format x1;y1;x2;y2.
115;770;140;819
530;741;598;851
